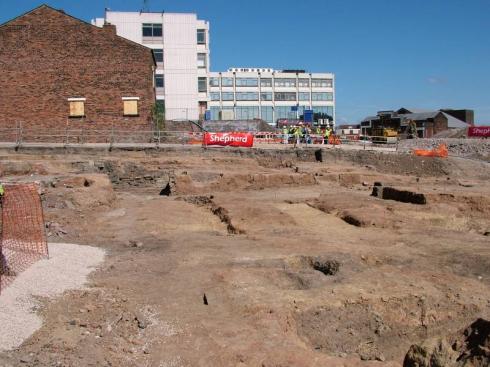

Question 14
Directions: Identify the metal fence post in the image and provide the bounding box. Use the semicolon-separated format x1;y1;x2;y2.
109;126;114;150
64;126;69;146
15;121;23;149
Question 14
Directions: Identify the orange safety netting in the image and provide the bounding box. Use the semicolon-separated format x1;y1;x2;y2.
0;184;48;293
413;144;448;158
328;135;342;145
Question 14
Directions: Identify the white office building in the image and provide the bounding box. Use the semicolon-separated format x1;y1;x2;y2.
92;10;210;120
92;11;335;125
208;68;335;125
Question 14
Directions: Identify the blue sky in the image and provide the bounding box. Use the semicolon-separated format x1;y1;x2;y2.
1;0;489;124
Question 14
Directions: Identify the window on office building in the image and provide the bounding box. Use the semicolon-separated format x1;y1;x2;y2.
274;92;297;101
312;92;333;101
275;106;297;120
261;106;273;123
236;92;258;101
260;78;272;87
221;77;233;87
236;78;258;87
209;77;219;87
222;106;234;119
197;29;206;44
260;92;272;101
298;92;310;101
311;79;333;88
298;106;309;117
210;92;220;101
198;77;207;92
153;49;163;64
298;79;310;87
274;78;296;87
210;107;220;120
142;23;162;38
197;53;207;68
235;106;259;119
221;92;234;101
155;74;164;88
313;106;334;117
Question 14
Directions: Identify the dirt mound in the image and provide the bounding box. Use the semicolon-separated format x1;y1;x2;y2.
174;172;317;194
398;138;490;162
323;149;453;177
89;160;174;189
0;161;48;176
433;128;467;139
296;295;480;361
44;174;116;210
404;318;490;367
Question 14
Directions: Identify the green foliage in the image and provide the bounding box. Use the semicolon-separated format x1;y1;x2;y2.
152;102;165;131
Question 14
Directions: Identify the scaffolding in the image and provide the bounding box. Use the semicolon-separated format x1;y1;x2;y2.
0;183;48;293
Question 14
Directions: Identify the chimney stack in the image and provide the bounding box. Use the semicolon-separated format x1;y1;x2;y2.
102;22;117;36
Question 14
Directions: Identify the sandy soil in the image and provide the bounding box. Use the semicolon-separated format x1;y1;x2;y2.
0;147;489;367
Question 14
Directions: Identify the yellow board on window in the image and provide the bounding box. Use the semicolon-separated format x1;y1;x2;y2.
123;100;138;116
69;101;84;117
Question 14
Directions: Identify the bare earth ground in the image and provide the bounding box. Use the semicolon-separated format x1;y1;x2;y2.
0;146;489;367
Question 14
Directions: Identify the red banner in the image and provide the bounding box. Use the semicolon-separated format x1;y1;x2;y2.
203;132;254;147
468;126;490;137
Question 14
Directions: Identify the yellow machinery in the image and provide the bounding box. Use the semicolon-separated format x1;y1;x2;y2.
372;128;398;143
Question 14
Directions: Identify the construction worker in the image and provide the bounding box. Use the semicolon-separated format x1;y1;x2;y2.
293;126;301;148
305;126;312;146
282;125;289;144
324;127;331;145
407;119;417;139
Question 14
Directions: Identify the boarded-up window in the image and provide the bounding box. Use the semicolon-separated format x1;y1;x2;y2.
68;98;86;117
122;97;139;116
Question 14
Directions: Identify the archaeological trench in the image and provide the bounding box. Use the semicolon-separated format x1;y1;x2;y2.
0;145;489;367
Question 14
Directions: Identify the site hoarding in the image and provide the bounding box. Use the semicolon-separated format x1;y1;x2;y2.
203;132;254;147
468;126;490;137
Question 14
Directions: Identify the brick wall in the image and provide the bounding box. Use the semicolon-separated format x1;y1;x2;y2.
0;6;156;135
433;114;448;136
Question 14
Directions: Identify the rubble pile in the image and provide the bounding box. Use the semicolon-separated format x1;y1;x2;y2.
404;318;490;367
398;138;490;161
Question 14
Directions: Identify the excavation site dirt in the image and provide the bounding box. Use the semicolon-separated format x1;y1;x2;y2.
0;146;489;367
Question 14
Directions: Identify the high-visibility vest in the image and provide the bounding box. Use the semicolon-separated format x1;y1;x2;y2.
0;185;4;196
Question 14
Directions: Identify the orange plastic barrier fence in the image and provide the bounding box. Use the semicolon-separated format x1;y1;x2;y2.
0;184;48;293
328;135;342;145
187;132;203;145
413;144;448;158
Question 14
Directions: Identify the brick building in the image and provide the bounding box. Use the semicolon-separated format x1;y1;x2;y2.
361;108;470;138
0;5;156;134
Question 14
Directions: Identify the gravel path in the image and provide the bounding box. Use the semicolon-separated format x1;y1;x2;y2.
0;243;105;351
